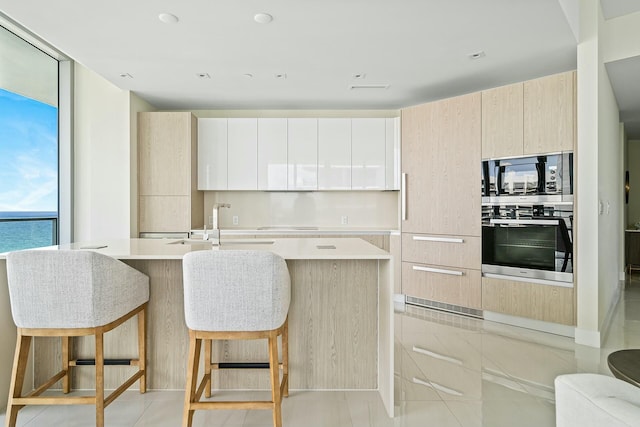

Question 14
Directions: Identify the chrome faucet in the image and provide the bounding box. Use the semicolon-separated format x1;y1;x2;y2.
210;203;231;245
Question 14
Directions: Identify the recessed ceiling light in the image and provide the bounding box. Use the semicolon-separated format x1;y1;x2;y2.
120;73;133;79
352;73;366;79
158;13;179;24
468;51;486;60
348;84;389;90
196;73;211;79
274;73;287;79
254;13;273;24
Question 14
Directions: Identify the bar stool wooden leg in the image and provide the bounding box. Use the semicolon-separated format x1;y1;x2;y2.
138;308;147;393
204;339;212;398
62;336;71;394
95;332;105;427
282;319;289;397
6;333;31;427
183;331;202;427
268;332;282;427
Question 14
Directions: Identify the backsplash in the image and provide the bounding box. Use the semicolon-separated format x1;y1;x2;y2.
203;191;399;229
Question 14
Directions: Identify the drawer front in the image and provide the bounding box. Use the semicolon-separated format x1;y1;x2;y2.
482;276;575;325
402;262;481;309
402;233;481;269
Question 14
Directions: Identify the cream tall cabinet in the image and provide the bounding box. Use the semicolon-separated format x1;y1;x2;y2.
482;70;575;158
401;93;482;309
138;112;204;233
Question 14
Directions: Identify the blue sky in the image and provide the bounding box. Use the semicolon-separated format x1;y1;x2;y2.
0;88;58;212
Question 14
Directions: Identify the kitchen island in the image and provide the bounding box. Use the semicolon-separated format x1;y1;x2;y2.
0;237;394;417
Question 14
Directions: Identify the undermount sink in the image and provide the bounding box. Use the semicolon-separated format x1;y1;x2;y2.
168;239;274;246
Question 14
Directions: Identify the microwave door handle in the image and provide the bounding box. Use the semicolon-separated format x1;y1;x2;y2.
490;219;560;226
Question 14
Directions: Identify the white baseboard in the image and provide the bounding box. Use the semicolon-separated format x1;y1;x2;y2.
574;328;601;348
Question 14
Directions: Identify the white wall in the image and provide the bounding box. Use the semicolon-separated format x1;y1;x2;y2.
596;62;622;328
575;0;625;347
74;65;131;241
576;0;601;344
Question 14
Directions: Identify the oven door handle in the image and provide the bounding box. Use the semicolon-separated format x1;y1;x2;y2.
489;219;559;226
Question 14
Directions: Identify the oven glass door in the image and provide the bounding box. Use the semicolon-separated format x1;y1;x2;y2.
484;223;558;271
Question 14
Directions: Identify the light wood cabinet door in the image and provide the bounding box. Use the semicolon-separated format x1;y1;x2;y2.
352;118;386;190
258;118;288;191
227;118;258;190
402;233;481;269
139;196;191;233
138;112;192;196
482;276;575;325
198;118;228;190
318;118;351;190
401;93;481;237
288;118;318;190
481;82;524;159
524;71;575;155
402;262;482;309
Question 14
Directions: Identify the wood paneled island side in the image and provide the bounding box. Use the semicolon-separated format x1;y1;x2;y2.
0;238;394;417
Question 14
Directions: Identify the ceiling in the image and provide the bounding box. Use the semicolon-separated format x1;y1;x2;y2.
0;0;639;138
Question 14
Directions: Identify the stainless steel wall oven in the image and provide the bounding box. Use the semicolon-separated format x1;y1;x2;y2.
481;204;573;284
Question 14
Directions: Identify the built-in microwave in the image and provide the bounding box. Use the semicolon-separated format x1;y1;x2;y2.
481;152;573;204
481;204;573;284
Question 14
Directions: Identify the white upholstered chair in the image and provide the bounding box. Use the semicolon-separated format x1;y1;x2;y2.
5;250;149;427
555;373;640;427
182;250;291;427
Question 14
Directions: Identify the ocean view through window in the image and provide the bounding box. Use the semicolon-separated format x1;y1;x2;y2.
1;24;59;253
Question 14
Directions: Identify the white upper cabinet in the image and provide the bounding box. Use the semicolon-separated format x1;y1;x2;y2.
352;118;386;190
198;118;227;190
287;118;318;191
318;118;351;190
197;116;399;191
386;117;401;190
227;118;258;190
258;118;288;191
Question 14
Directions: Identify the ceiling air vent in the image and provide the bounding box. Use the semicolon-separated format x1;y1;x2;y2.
348;84;389;90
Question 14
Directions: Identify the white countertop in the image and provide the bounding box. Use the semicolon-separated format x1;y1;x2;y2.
0;237;391;261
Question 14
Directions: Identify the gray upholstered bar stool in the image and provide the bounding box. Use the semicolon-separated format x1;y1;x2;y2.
182;250;291;427
5;250;149;427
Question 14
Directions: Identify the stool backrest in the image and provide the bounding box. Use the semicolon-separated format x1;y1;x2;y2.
6;250;149;329
182;250;291;332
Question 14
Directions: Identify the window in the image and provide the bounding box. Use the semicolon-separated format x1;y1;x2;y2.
0;24;59;252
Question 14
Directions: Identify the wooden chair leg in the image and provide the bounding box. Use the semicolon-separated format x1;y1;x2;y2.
62;336;71;393
204;339;212;398
138;307;147;393
282;319;289;398
6;332;31;427
95;332;105;427
268;333;282;427
183;331;201;427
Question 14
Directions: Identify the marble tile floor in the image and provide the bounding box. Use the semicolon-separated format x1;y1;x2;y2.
2;278;639;427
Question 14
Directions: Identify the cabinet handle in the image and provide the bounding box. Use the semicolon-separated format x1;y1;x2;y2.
412;265;463;276
401;173;407;221
412;236;464;243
